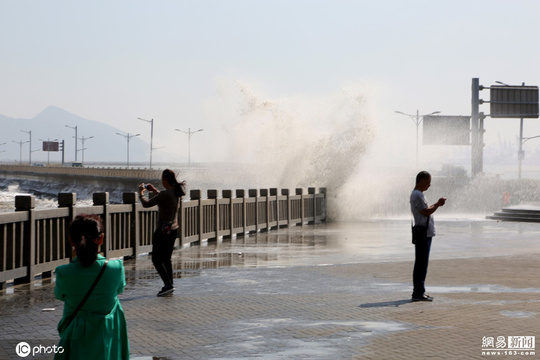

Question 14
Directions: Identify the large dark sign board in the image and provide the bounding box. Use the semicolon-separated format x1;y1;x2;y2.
42;141;59;152
423;115;471;145
490;85;539;118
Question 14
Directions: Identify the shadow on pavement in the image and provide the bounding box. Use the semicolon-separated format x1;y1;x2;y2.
359;299;411;308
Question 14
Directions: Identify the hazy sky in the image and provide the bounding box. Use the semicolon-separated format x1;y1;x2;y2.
2;0;540;171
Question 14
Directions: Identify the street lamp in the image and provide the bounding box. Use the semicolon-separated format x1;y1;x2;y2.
77;136;94;165
394;110;441;169
20;130;32;164
13;140;29;164
65;125;78;162
137;117;154;169
39;138;58;165
116;132;140;168
175;128;204;167
496;81;533;180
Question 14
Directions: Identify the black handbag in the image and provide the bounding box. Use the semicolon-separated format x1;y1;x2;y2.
411;216;429;244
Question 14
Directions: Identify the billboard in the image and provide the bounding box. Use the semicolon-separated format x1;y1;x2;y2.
423;115;471;145
43;141;59;152
490;85;539;118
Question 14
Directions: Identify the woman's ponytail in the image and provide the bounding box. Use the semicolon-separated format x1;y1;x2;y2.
70;214;103;267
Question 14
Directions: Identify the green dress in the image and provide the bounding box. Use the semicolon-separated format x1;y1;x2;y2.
55;255;129;359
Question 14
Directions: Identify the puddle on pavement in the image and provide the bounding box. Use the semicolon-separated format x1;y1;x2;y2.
425;285;540;294
212;318;415;359
501;311;536;318
5;219;540;295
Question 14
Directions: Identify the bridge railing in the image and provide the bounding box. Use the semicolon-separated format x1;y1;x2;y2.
0;187;326;289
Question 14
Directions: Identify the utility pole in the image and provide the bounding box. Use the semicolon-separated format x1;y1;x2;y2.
65;125;78;162
175;128;204;167
20;130;32;164
137;117;154;169
77;136;94;165
116;132;140;168
12;140;29;164
471;78;484;177
394;110;440;169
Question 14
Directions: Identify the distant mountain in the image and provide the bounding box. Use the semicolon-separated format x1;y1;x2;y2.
0;106;149;164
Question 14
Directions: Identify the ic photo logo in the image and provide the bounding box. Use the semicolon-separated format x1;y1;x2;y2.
15;342;31;357
15;342;64;358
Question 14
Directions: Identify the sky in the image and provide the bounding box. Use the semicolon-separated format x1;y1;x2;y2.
2;0;540;176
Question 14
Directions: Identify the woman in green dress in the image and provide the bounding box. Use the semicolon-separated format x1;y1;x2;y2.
55;214;129;359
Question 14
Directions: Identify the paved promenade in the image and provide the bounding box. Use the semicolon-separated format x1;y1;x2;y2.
1;219;539;359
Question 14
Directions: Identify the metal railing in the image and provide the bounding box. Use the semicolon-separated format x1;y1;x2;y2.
0;187;326;288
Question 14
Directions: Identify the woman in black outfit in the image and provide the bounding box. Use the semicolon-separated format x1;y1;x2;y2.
139;169;186;296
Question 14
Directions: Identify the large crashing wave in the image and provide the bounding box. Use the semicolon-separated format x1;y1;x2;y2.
213;80;377;220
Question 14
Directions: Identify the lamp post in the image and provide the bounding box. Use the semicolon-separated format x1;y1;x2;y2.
137;118;154;169
116;132;140;168
175;128;203;167
20;130;32;164
518;135;540;179
13;140;29;164
65;125;78;162
77;136;94;165
394;110;441;169
496;81;534;180
39;138;58;165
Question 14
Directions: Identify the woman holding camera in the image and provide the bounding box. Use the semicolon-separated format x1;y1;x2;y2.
139;169;186;296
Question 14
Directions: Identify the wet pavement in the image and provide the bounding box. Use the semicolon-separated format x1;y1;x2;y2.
1;218;540;359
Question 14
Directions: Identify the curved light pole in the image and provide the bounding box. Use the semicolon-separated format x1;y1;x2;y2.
78;136;94;165
137;117;154;169
394;110;440;169
65;125;78;162
0;142;5;154
116;132;140;168
175;128;203;167
20;130;32;164
497;81;531;180
13;140;29;164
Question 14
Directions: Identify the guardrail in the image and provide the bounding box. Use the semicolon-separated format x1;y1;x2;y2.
0;187;326;289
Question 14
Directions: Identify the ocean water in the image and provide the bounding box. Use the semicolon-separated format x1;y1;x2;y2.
0;182;94;212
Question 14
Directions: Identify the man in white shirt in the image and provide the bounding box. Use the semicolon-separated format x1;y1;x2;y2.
410;171;446;302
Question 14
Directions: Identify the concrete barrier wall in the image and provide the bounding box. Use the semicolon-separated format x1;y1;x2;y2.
0;187;326;288
0;163;162;180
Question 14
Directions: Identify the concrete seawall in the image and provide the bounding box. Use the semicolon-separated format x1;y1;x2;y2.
0;164;161;184
0;164;167;204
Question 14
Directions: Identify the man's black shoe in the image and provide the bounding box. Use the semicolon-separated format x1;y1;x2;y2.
157;286;175;297
412;295;433;302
